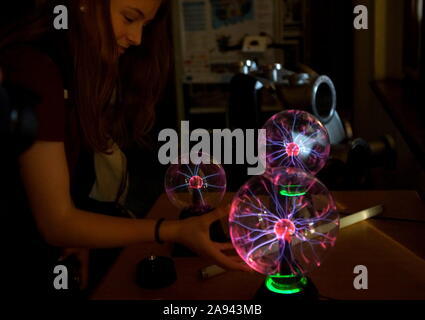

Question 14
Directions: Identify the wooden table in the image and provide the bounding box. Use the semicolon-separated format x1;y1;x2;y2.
91;190;425;300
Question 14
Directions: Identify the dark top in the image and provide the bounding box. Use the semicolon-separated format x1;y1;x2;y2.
0;37;97;298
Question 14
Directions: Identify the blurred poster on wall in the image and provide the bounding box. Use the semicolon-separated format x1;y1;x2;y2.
179;0;279;83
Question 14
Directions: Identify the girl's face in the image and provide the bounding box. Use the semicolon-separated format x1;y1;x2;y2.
110;0;162;55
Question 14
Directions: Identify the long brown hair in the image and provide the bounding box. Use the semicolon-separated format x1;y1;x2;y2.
0;0;171;152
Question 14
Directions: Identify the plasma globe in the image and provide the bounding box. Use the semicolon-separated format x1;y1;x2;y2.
262;110;330;175
165;153;226;209
229;168;339;276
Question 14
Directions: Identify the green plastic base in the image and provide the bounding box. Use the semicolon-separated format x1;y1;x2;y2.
254;274;318;300
265;274;308;295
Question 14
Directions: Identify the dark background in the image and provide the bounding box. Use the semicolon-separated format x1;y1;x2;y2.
1;0;424;208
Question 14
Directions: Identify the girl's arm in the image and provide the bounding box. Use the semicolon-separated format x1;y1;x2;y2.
19;141;179;248
19;141;248;270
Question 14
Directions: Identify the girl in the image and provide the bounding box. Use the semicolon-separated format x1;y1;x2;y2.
0;0;247;297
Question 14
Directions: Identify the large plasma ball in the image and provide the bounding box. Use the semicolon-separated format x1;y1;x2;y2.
165;153;227;210
262;110;330;175
229;168;339;276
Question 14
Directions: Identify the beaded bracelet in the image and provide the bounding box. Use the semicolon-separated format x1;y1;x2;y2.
154;218;165;244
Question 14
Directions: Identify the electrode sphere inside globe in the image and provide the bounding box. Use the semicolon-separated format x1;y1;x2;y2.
262;110;330;175
229;168;339;276
165;153;227;210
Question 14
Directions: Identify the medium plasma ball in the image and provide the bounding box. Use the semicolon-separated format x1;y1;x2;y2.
165;153;227;210
262;110;330;175
229;168;339;276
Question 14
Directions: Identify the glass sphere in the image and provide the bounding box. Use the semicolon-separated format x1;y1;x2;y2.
229;168;339;276
165;153;227;210
262;110;330;175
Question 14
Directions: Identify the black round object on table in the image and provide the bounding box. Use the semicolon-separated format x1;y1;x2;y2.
136;255;177;289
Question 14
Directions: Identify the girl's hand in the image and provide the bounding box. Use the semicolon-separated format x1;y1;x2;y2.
172;207;251;272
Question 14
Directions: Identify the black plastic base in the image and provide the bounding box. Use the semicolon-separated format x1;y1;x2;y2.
136;256;177;289
253;277;319;301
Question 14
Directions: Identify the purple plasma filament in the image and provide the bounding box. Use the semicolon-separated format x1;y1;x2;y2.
189;175;204;189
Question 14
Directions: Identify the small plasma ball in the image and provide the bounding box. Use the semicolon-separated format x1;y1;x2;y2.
229;168;339;276
262;110;330;175
165;153;227;210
